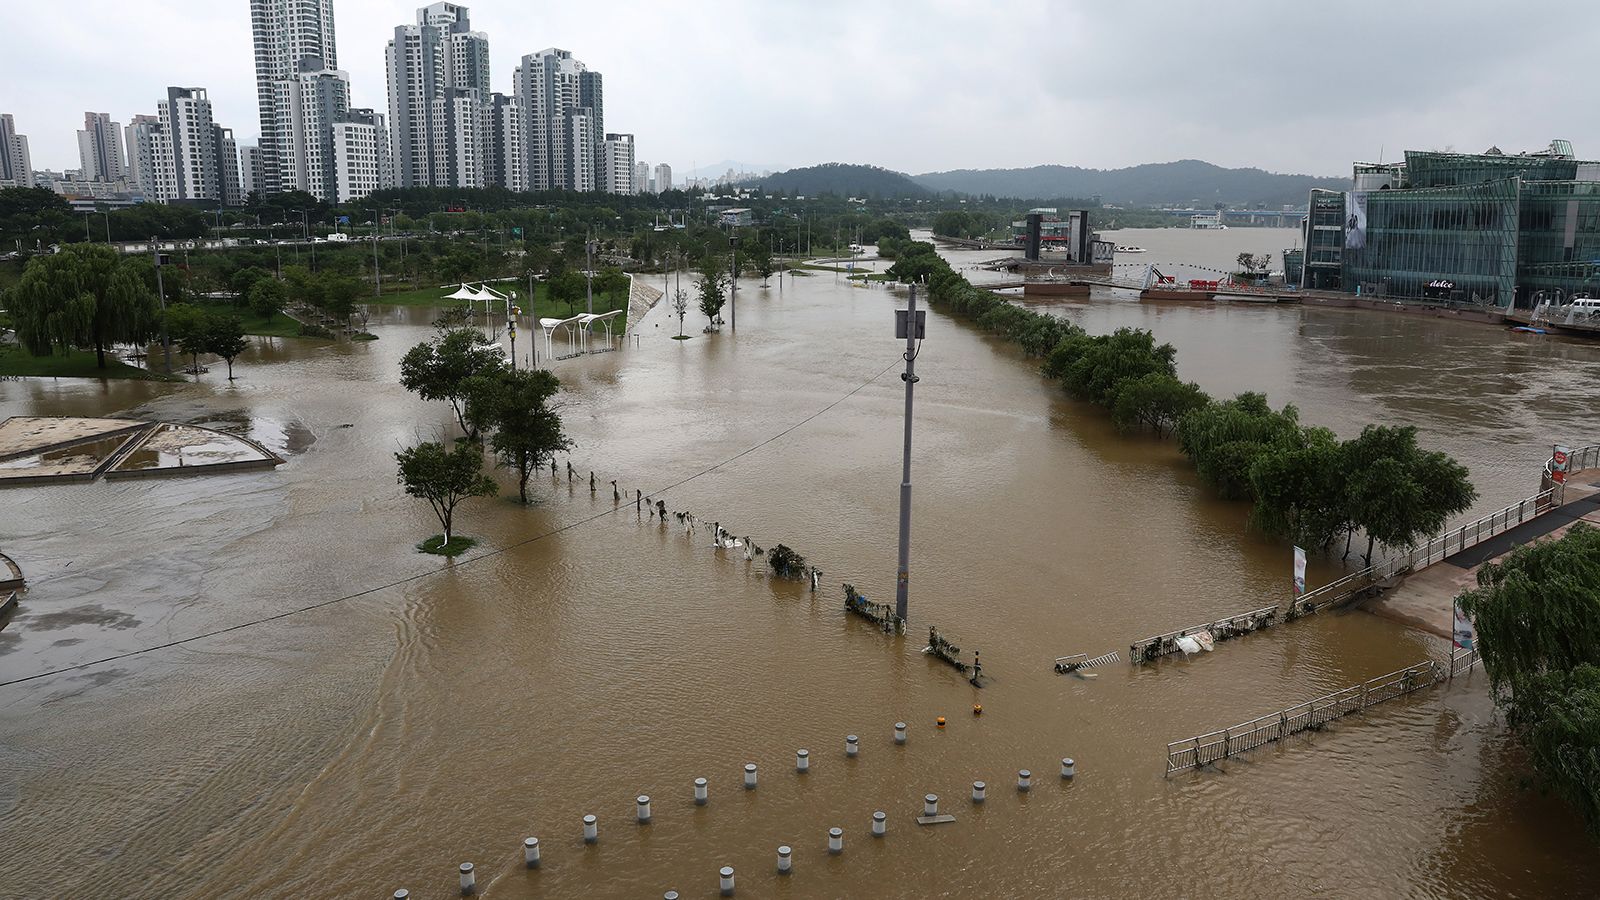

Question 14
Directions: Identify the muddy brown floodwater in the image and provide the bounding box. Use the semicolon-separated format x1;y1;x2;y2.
3;237;1600;899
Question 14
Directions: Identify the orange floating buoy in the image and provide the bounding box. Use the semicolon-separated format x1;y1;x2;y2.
936;716;946;727
972;704;983;716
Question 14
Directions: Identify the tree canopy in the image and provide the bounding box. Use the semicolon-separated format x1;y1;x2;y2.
7;243;160;368
399;327;507;437
464;368;571;503
395;441;498;546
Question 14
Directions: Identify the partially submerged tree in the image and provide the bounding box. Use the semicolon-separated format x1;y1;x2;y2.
697;258;728;330
1343;424;1476;564
7;243;160;368
671;288;690;338
463;368;571;502
400;327;507;437
395;440;498;549
208;314;249;381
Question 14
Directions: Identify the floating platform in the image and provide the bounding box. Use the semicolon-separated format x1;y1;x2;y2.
1022;282;1091;299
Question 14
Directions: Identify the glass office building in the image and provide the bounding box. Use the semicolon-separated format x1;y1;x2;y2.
1304;141;1600;307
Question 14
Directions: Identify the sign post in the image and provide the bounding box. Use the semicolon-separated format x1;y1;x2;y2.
1552;445;1571;484
1293;546;1307;598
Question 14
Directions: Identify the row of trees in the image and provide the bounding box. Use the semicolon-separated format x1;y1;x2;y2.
885;240;1478;564
167;306;249;379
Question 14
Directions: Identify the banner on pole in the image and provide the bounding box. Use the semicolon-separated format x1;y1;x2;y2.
1552;445;1571;484
1452;603;1475;650
1293;546;1307;597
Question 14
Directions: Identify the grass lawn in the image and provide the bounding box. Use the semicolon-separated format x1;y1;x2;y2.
191;301;303;338
0;344;177;380
418;535;477;557
372;283;631;318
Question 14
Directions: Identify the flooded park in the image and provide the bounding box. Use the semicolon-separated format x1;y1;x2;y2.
3;233;1600;898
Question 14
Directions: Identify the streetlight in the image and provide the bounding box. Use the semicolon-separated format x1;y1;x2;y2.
508;299;519;371
368;208;382;297
892;284;926;624
151;235;171;375
585;237;597;314
728;232;739;331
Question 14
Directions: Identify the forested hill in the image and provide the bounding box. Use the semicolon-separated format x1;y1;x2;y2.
913;160;1348;208
740;163;931;198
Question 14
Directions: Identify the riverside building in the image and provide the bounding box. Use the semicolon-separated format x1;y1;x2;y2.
1302;140;1600;308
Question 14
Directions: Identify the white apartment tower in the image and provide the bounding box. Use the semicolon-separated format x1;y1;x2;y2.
240;144;263;198
634;160;652;194
332;108;392;202
386;2;490;188
77;113;126;183
215;126;244;206
0;114;34;188
250;0;338;196
602;133;635;194
513;48;603;192
271;61;352;201
653;163;672;193
154;87;220;202
124;115;160;197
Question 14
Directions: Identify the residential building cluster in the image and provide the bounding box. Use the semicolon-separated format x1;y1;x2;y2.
0;0;669;208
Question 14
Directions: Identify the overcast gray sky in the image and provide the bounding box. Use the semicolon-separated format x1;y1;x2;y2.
5;0;1597;177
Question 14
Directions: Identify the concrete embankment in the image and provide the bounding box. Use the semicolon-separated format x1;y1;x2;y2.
624;275;665;333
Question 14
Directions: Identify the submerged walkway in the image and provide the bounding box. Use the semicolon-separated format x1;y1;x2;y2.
1368;476;1600;637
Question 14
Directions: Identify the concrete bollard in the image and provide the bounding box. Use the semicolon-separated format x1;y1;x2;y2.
777;845;793;875
846;734;859;757
637;795;652;824
972;781;987;803
744;763;758;789
894;722;907;745
459;862;475;895
829;827;845;853
924;794;939;817
719;865;735;896
664;893;679;900
796;749;809;773
523;837;541;869
871;810;887;837
1018;770;1032;792
1061;757;1076;779
394;892;410;899
694;777;708;805
583;813;599;843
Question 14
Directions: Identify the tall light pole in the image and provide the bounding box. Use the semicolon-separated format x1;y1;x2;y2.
585;237;597;314
728;232;739;331
369;209;381;296
151;236;171;375
893;284;925;624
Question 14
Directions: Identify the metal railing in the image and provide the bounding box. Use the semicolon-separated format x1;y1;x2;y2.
1554;443;1600;477
1448;646;1480;679
1165;661;1441;775
1129;605;1279;664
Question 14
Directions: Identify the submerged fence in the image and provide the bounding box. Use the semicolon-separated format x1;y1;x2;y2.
1165;648;1479;776
1132;486;1562;665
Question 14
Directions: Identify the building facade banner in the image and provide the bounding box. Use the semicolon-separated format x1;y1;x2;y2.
1344;192;1368;250
1293;545;1307;597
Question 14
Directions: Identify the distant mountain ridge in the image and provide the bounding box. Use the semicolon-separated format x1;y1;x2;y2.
741;163;931;198
912;160;1348;208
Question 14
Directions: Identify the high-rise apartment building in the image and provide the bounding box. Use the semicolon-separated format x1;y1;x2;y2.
485;92;525;191
271;61;351;201
250;0;338;195
240;144;263;199
154;87;220;202
635;160;652;194
77;113;126;183
653;162;672;193
514;48;603;192
386;2;490;189
332;108;392;202
0;114;34;188
124;114;161;198
215;126;244;206
602;133;634;194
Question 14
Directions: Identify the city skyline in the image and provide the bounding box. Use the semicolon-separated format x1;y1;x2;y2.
6;1;1600;180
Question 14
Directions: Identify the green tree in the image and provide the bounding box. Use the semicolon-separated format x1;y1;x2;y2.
8;243;160;368
1342;425;1476;564
463;368;572;503
1457;524;1600;835
208;314;249;381
697;257;728;329
1111;373;1210;437
1175;393;1302;501
750;244;775;285
394;441;498;547
321;274;362;327
229;266;272;297
167;304;208;377
1043;327;1177;407
399;327;507;437
672;288;690;338
248;278;288;319
1246;427;1352;549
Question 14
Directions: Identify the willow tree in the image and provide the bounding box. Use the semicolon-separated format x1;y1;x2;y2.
1457;524;1600;834
8;243;160;368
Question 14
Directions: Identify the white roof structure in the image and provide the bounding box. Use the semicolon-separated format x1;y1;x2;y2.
444;283;511;302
